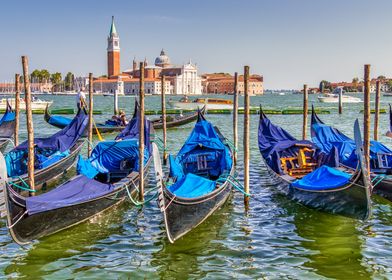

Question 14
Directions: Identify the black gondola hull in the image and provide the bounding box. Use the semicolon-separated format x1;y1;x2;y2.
0;139;11;153
5;157;152;245
160;180;232;243
45;107;204;132
264;161;371;220
371;175;392;201
10;139;84;192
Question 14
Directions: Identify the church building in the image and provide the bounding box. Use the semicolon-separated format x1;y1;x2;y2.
93;17;202;95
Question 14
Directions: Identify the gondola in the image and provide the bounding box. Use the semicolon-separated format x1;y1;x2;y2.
5;108;88;191
2;106;153;245
157;110;234;243
44;105;205;132
258;109;371;219
0;101;16;153
311;107;392;201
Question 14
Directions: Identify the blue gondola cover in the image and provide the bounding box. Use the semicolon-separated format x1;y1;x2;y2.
311;111;392;169
167;114;232;198
6;109;88;177
292;165;351;191
26;175;114;215
48;115;72;127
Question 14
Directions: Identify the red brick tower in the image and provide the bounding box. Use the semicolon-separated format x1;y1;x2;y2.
107;16;120;78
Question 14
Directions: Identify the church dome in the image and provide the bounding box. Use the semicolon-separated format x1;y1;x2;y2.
155;49;171;67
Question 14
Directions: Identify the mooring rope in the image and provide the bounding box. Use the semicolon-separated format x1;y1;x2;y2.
7;210;27;229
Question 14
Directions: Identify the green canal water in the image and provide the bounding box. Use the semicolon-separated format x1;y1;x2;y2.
1;93;392;279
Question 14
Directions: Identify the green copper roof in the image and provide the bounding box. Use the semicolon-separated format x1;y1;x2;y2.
109;16;117;36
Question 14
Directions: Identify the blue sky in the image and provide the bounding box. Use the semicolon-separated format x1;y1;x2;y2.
1;0;392;89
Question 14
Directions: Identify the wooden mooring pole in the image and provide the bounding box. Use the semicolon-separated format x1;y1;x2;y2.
364;64;371;175
114;90;119;115
338;88;343;114
139;62;145;201
14;74;20;146
374;80;381;141
88;73;93;157
161;75;167;165
21;56;35;192
302;84;308;140
244;66;250;207
233;72;239;165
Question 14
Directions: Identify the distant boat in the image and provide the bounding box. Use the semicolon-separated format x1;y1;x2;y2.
318;87;362;103
168;97;233;110
278;92;286;96
0;98;52;111
383;93;392;97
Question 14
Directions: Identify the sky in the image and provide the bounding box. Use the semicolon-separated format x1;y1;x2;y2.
1;0;392;89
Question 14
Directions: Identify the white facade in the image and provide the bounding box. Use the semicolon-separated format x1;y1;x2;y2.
173;62;202;95
124;80;171;95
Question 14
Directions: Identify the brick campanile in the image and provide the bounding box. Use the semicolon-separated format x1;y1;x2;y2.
107;16;120;78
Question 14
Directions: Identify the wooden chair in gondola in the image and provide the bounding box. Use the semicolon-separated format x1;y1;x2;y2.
280;145;317;178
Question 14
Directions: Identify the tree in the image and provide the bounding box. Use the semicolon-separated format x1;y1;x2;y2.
40;69;50;83
50;72;62;92
352;77;359;84
319;80;331;92
378;75;386;80
31;69;41;83
64;72;74;91
387;80;392;92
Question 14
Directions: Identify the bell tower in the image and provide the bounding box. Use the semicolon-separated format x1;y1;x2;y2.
107;16;120;78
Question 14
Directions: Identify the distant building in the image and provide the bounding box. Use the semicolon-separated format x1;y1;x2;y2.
201;73;264;95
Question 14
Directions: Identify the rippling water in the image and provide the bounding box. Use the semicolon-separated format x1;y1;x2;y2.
1;93;392;279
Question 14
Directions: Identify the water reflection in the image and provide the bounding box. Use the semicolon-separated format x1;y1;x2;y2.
151;198;234;279
291;206;371;279
4;202;129;278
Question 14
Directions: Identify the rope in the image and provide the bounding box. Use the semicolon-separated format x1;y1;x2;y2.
9;182;36;192
7;210;27;229
224;138;237;152
9;177;36;192
227;175;251;196
125;180;158;207
162;194;176;212
81;98;103;141
372;174;386;187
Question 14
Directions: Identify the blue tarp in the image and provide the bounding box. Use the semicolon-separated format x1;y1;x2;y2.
26;175;114;215
16;108;88;152
77;139;149;178
258;111;315;174
292;165;351;191
168;173;216;198
48;115;72;127
77;104;151;178
169;114;232;180
6;109;88;177
311;110;392;169
167;112;232;198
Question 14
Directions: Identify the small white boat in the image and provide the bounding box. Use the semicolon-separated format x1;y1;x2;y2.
168;97;233;110
318;88;362;103
0;98;53;111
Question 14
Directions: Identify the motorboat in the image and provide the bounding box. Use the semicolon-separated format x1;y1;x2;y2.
317;87;362;103
168;97;233;110
0;98;53;111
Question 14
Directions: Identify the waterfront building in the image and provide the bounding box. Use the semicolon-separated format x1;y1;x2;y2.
201;73;264;95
